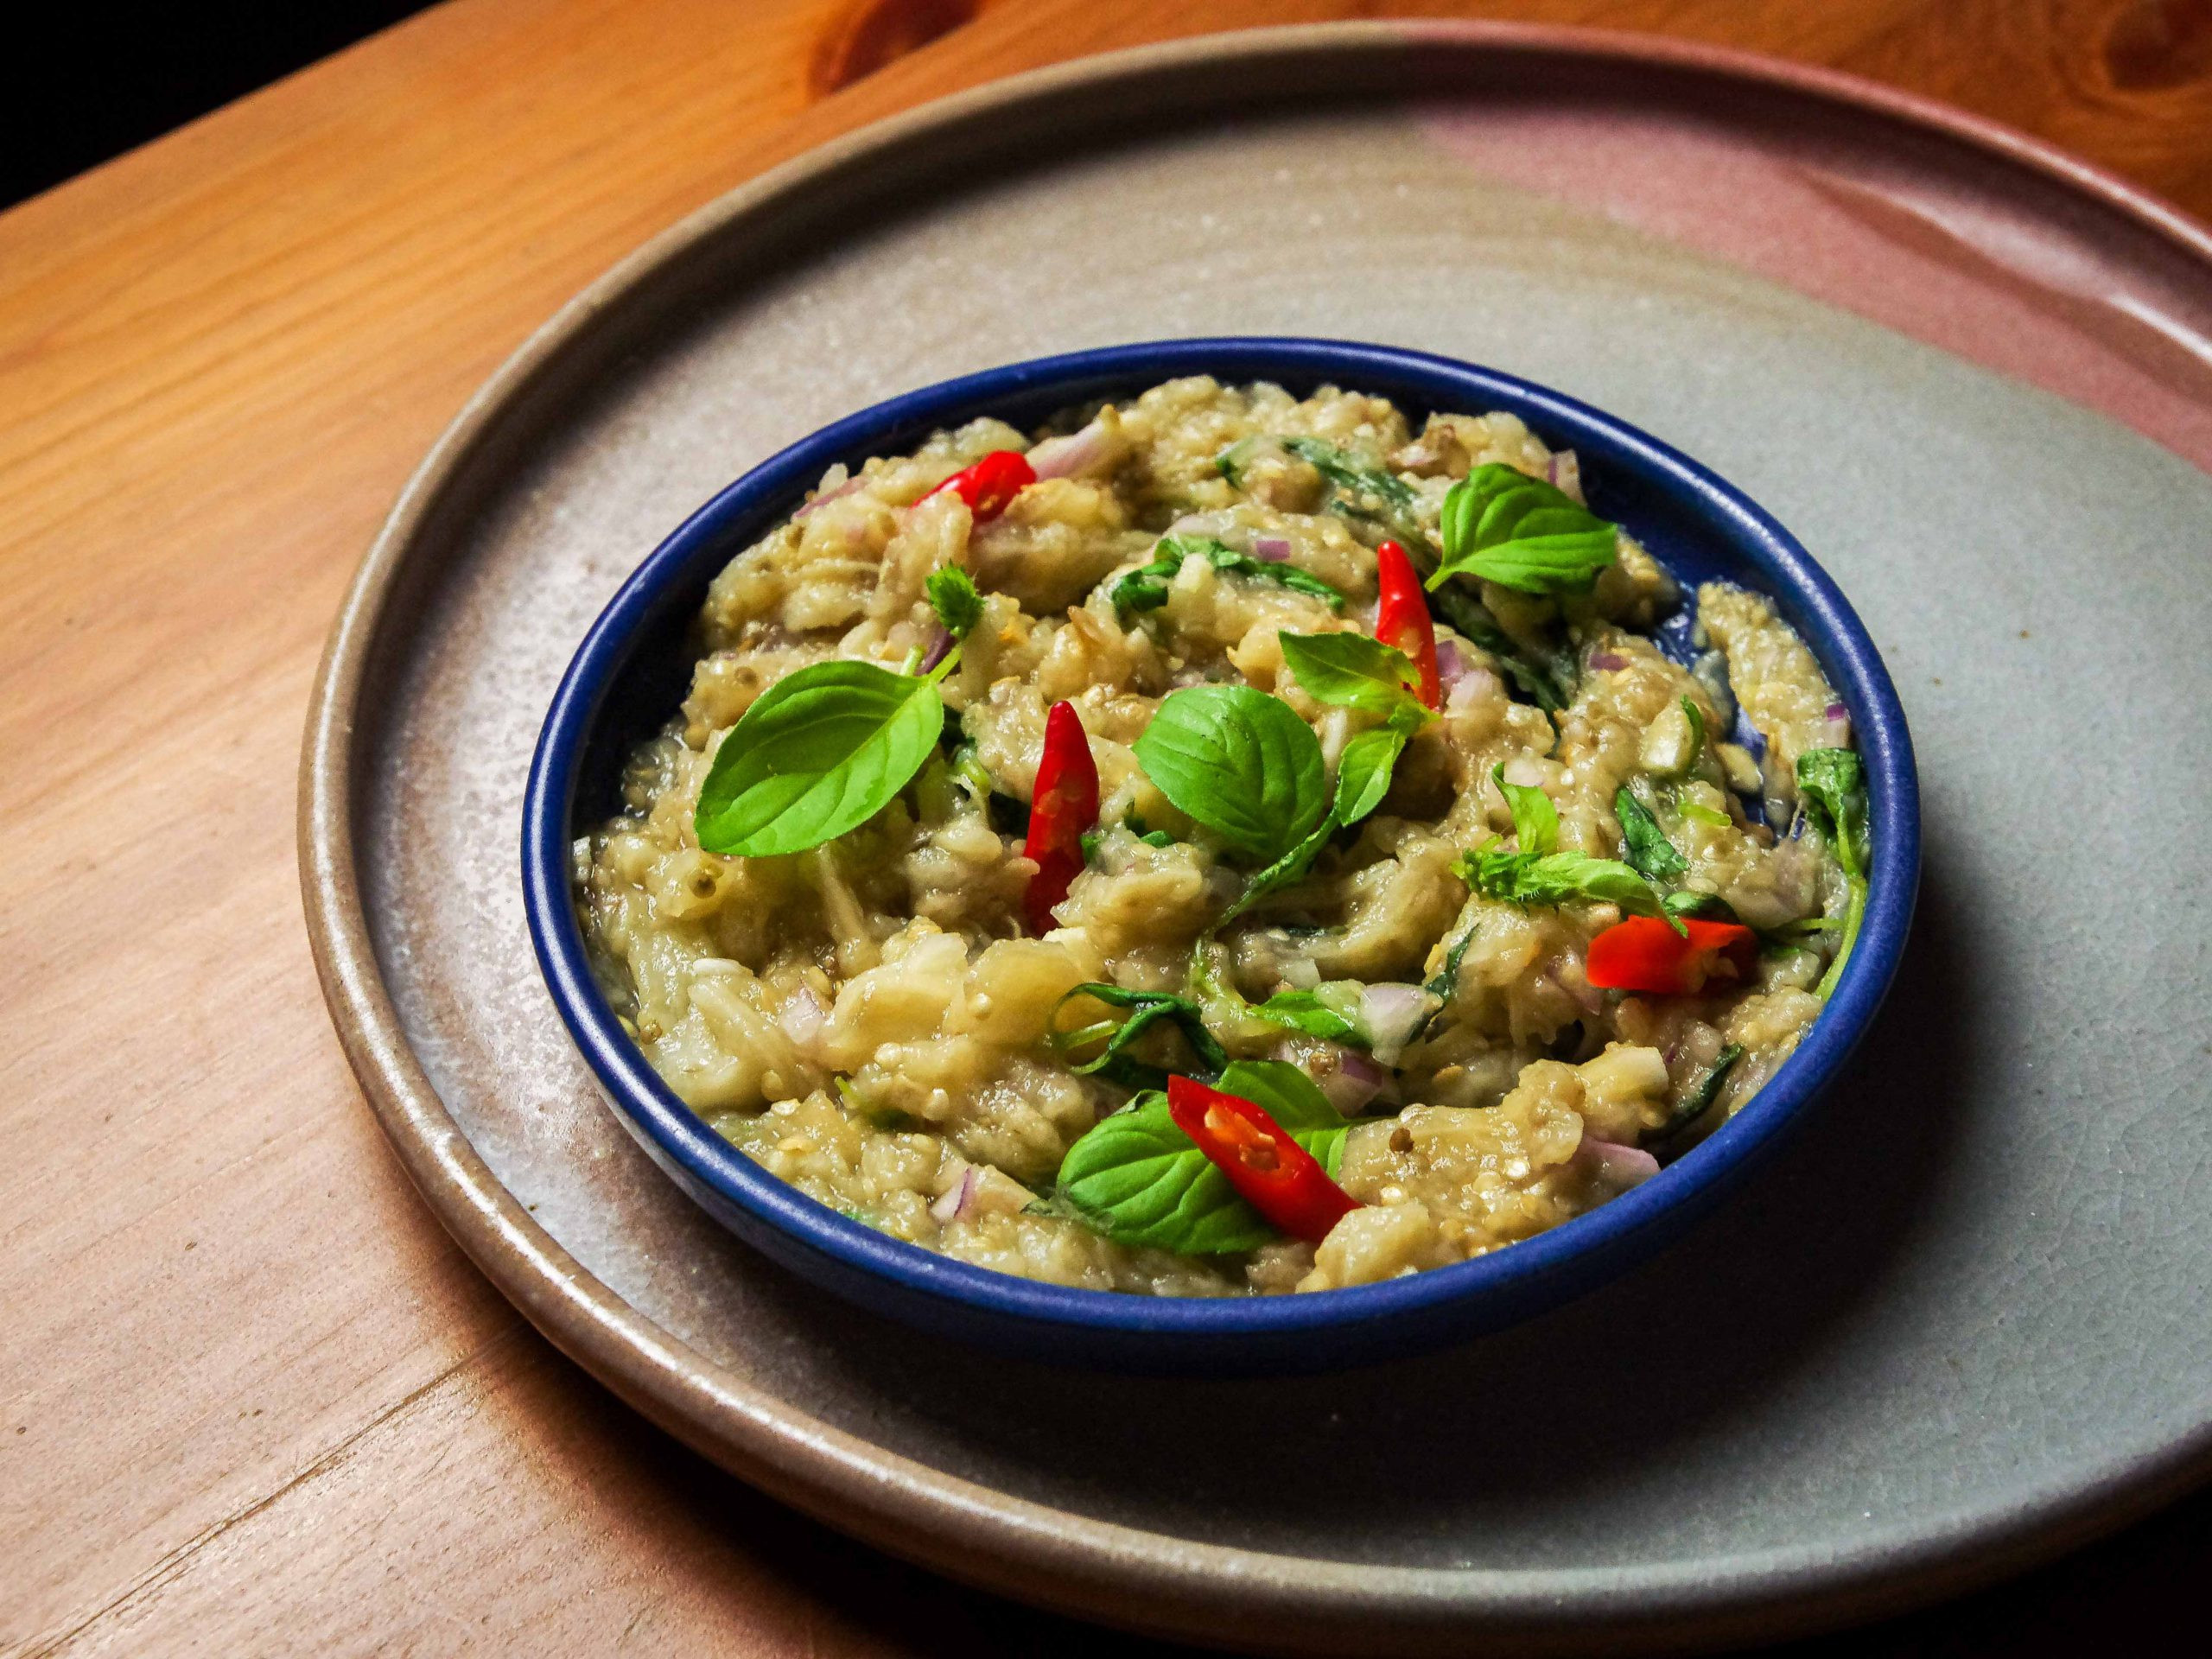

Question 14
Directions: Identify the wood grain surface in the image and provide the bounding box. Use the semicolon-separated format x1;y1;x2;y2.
3;1;2207;1653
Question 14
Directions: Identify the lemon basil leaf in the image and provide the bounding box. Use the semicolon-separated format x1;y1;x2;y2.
1614;786;1687;880
1111;535;1344;619
1279;632;1434;728
1053;1091;1346;1254
1432;463;1618;595
1134;683;1328;863
1215;813;1337;927
1491;763;1559;855
695;659;945;857
925;566;983;639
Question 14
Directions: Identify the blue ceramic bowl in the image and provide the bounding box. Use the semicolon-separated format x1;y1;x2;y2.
523;338;1919;1376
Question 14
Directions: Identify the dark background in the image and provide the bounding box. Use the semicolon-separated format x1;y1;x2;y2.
4;3;434;208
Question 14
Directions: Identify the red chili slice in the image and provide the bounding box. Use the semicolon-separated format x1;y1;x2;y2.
924;449;1035;523
1586;915;1759;995
1021;699;1099;933
1166;1075;1361;1244
1374;539;1440;709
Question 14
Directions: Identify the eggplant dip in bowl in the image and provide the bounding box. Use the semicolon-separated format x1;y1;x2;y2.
563;364;1886;1303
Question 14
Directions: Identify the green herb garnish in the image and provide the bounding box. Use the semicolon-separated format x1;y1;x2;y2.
1051;1061;1347;1254
695;656;952;857
1132;683;1329;865
1110;535;1344;620
1431;463;1619;596
1427;583;1576;711
1048;983;1229;1092
1657;1043;1743;1144
1614;786;1688;881
1249;983;1367;1046
925;566;983;639
1278;631;1436;730
1456;766;1674;925
1214;721;1410;925
1796;747;1871;1000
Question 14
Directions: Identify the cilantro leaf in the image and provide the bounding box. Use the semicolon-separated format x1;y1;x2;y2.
925;566;983;639
1432;463;1619;595
1796;747;1872;999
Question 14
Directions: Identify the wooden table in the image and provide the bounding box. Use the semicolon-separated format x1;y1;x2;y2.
4;2;2207;1651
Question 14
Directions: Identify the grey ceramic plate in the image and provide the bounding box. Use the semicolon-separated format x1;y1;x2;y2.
302;23;2212;1655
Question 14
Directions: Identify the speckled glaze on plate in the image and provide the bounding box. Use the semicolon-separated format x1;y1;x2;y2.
301;22;2212;1655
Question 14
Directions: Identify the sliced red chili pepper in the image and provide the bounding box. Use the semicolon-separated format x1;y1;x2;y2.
1021;699;1099;933
924;449;1035;524
1166;1074;1361;1244
1373;539;1440;710
1586;915;1759;995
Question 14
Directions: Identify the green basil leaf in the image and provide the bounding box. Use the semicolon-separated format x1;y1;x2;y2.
1055;1098;1277;1253
695;659;944;857
1432;463;1619;595
1048;983;1228;1091
1278;632;1434;727
1053;1090;1350;1253
1335;727;1408;828
1216;1058;1344;1128
925;566;983;639
1134;683;1328;863
1214;813;1335;928
1110;535;1346;620
1614;786;1687;880
1491;763;1559;855
1247;989;1367;1048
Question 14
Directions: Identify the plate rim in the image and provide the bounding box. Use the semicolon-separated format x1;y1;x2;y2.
298;18;2212;1650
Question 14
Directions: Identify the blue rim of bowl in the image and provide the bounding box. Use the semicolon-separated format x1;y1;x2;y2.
523;336;1921;1343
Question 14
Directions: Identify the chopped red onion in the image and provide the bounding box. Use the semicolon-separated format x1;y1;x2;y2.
1824;701;1847;720
1251;536;1293;562
1325;1049;1389;1116
1819;702;1852;747
776;984;827;1049
792;473;865;519
930;1166;981;1225
1359;982;1434;1065
1437;639;1467;690
1027;417;1122;480
1580;1135;1660;1188
918;626;954;673
1588;651;1627;671
1446;660;1501;714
